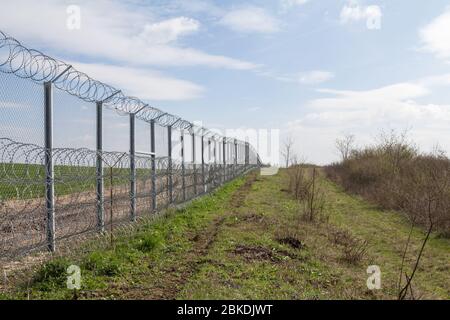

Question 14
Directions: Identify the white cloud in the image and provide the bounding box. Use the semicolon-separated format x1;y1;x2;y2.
286;78;450;164
311;83;429;109
340;3;365;23
298;71;334;85
419;73;450;87
220;7;280;34
70;62;204;101
340;1;382;27
138;17;200;45
419;7;450;60
0;0;256;70
306;82;448;124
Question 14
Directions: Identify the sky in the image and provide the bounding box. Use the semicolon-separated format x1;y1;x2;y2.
1;0;450;164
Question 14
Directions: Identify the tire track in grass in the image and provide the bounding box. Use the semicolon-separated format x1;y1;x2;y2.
120;172;258;300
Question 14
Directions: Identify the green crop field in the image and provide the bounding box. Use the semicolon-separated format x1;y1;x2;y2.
0;163;154;201
0;162;200;201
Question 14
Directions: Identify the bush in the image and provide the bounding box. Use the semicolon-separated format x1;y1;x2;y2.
287;165;327;223
326;131;450;235
83;251;123;276
288;164;308;201
327;226;368;264
329;228;354;246
302;168;327;223
134;231;163;253
32;258;71;290
341;237;369;264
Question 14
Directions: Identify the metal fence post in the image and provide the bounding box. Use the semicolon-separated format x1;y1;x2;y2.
167;125;173;204
245;142;249;168
223;137;226;183
192;130;197;195
208;138;213;188
233;139;238;177
213;139;216;165
96;101;104;233
209;138;212;159
0;34;269;258
181;130;186;201
237;142;241;174
44;82;55;252
130;113;136;221
242;142;244;172
201;133;205;193
150;120;156;212
243;142;246;169
237;142;240;174
213;138;217;186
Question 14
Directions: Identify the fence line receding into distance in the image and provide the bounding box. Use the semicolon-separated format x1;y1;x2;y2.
0;30;261;259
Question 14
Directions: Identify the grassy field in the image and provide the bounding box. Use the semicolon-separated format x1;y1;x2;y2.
0;163;157;200
0;162;206;201
1;169;449;300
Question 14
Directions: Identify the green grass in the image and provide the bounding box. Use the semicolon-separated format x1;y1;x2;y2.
0;163;157;200
2;169;449;300
321;176;450;298
177;170;449;299
2;174;246;299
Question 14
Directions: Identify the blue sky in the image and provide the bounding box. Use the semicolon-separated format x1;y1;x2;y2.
1;0;450;164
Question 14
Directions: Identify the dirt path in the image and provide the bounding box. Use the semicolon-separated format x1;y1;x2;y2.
99;172;258;300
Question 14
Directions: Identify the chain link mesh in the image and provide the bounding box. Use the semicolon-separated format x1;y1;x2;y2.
0;30;261;260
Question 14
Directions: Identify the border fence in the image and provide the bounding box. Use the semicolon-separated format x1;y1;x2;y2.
0;30;261;259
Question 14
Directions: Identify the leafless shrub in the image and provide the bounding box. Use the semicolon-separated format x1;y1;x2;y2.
327;226;368;264
287;160;308;201
329;228;354;246
286;162;328;223
302;168;327;223
326;130;449;297
325;130;450;235
341;236;369;264
397;159;446;299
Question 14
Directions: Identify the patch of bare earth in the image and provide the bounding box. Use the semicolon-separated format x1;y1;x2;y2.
276;236;306;250
232;245;296;263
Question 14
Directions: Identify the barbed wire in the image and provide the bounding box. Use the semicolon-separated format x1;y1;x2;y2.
0;29;262;260
0;138;257;258
0;29;260;141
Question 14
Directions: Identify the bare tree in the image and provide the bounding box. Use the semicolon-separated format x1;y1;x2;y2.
335;134;355;162
281;136;295;168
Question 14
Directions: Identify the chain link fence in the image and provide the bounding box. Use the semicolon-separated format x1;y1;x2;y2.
0;30;261;259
